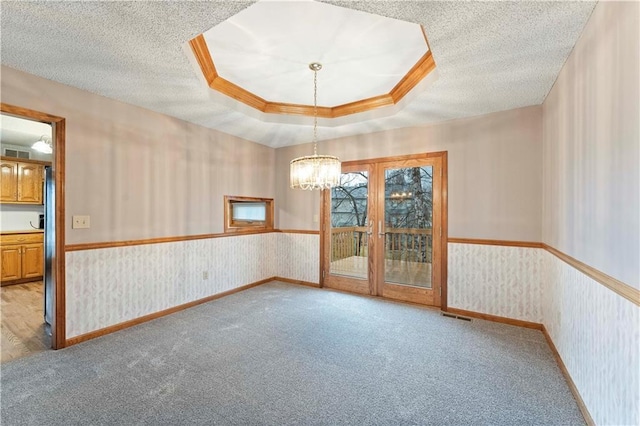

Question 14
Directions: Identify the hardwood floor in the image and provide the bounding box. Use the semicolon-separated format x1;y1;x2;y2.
1;281;50;363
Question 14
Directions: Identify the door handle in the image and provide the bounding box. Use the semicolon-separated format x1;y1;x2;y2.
378;220;385;238
366;220;373;236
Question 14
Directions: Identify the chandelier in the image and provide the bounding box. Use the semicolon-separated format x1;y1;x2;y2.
290;63;341;190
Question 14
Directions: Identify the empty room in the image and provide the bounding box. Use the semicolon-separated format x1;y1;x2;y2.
0;1;638;425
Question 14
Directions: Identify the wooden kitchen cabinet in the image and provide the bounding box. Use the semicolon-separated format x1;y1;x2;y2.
0;245;22;281
17;162;43;203
21;243;44;278
0;232;44;284
0;161;18;202
0;159;44;204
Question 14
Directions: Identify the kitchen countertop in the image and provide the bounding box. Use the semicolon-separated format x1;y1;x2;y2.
0;229;44;235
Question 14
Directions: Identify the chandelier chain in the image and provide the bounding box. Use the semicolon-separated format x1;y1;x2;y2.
313;69;318;156
289;62;340;191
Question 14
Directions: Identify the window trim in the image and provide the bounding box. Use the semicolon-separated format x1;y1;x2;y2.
224;195;274;234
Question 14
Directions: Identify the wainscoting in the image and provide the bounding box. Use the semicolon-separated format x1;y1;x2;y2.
448;241;639;425
448;243;542;323
66;232;278;338
542;251;639;426
65;233;638;424
65;231;320;339
274;232;320;285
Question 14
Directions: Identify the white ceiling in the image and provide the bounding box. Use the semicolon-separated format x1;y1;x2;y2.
204;0;428;106
0;1;596;148
0;113;52;148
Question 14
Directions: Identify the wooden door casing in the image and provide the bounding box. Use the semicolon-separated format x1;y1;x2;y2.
321;152;448;308
375;155;443;307
1;102;67;350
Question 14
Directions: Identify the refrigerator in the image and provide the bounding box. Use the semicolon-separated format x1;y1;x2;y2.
44;165;54;331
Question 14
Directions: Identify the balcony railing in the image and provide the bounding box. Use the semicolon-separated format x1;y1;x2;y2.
331;226;432;262
331;226;367;260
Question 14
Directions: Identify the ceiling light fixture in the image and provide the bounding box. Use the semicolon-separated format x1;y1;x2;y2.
290;63;341;190
31;135;52;154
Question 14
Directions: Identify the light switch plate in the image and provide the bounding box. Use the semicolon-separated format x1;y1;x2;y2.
72;215;90;229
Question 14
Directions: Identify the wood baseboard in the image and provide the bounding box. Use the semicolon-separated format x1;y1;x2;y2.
64;277;320;346
444;307;543;330
1;276;43;287
443;307;593;426
541;325;595;426
62;276;595;426
274;277;320;288
65;277;276;346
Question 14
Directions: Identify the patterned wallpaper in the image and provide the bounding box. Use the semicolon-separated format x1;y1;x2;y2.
274;233;320;285
66;233;278;338
448;243;543;322
66;235;638;424
65;238;556;337
542;250;639;426
449;242;639;423
66;232;318;338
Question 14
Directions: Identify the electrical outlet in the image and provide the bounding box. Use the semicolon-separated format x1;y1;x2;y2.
72;215;90;229
313;214;319;223
202;271;209;280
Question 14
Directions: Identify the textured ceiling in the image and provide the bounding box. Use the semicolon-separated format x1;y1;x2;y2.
0;1;596;148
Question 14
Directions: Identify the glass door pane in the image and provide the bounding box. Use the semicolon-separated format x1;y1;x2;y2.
383;166;433;288
323;154;443;306
330;171;369;280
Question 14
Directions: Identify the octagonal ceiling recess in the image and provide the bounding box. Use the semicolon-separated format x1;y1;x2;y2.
0;1;597;147
189;0;436;126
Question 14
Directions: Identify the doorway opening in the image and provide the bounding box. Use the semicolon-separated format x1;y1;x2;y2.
321;152;447;307
0;103;66;362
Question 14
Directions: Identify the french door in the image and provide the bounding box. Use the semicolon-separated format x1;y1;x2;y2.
321;152;447;307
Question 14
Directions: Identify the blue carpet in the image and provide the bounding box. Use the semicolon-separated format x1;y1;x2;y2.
0;281;584;425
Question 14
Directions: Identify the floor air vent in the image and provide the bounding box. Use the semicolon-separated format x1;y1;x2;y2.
441;312;472;322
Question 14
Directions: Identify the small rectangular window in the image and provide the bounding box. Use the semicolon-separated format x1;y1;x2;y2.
232;203;266;222
224;196;274;233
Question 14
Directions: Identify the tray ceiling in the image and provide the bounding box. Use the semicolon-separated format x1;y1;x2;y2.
190;1;437;125
200;1;429;106
0;1;596;148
